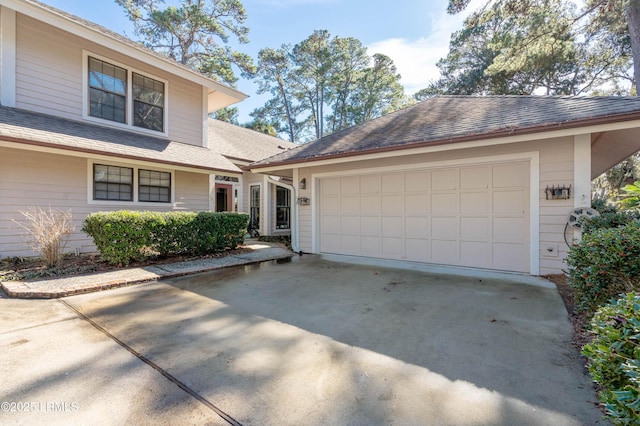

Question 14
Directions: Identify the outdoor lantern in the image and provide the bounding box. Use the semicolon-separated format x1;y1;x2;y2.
299;178;307;190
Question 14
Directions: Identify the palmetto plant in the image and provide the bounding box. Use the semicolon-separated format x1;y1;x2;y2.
620;181;640;209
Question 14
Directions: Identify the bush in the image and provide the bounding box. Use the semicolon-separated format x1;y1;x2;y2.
581;210;640;235
14;207;75;268
583;293;640;424
566;222;640;314
82;211;249;265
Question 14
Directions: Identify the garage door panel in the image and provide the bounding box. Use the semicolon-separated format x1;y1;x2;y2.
432;169;457;191
432;240;457;263
319;160;530;273
361;196;380;214
406;216;429;237
461;192;488;215
432;217;457;238
382;195;403;215
361;217;379;236
460;217;489;240
493;191;526;215
382;174;404;193
406;238;429;261
382;237;404;257
493;164;528;188
341;235;360;254
360;175;380;194
360;237;381;256
382;217;403;236
341;176;360;194
460;167;489;189
431;193;457;215
341;196;360;215
405;171;429;192
405;194;429;215
461;241;491;267
341;216;360;235
322;178;341;195
493;243;528;272
493;217;526;242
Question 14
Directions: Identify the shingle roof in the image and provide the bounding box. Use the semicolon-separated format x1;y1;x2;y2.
0;106;241;173
250;95;640;168
208;119;298;163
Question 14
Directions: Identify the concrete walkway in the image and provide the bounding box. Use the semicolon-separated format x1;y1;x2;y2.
1;241;293;298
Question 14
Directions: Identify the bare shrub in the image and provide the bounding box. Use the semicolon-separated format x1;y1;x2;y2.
14;207;75;267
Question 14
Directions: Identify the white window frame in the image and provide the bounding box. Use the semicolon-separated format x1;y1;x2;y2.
87;159;175;206
82;51;169;138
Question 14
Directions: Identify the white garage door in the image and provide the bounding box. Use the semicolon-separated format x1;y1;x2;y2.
319;162;530;273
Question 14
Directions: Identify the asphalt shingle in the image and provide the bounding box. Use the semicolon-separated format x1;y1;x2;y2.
0;106;241;173
250;95;640;168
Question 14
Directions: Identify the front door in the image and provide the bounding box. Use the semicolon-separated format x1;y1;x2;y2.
215;183;233;212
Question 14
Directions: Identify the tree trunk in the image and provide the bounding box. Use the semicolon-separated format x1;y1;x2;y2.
626;0;640;94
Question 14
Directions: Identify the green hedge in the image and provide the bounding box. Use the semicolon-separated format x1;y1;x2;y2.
583;293;640;424
566;222;640;314
82;211;249;265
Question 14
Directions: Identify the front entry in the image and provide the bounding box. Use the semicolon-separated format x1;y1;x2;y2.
215;183;233;212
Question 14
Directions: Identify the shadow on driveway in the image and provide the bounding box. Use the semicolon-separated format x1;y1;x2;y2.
63;256;604;425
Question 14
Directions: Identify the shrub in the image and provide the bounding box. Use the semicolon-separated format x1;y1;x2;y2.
581;210;640;235
583;293;640;424
82;211;249;265
566;222;640;314
14;207;75;268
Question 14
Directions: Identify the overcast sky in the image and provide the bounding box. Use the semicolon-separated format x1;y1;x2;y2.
42;0;485;122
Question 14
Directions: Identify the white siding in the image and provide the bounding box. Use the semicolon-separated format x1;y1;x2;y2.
14;14;204;146
0;147;211;257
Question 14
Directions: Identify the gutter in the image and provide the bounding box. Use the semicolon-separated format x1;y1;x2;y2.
267;176;300;254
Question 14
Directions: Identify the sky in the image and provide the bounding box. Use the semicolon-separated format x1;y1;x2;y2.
41;0;484;123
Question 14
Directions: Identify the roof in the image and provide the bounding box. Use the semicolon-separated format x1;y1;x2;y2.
250;95;640;169
208;119;298;163
0;106;241;173
9;0;246;110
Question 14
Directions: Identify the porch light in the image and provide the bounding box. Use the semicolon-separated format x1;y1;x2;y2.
299;178;306;190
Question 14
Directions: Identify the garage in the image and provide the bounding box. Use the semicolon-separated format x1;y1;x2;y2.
319;161;530;273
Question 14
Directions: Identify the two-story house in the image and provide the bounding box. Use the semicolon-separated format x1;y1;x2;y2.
0;0;293;258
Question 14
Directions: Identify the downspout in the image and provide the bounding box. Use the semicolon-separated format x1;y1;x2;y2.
267;176;300;253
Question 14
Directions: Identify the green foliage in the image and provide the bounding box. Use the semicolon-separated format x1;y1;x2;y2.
82;211;248;266
115;0;254;85
437;0;634;96
582;293;640;424
566;222;640;314
252;30;406;143
581;210;640;235
620;181;640;209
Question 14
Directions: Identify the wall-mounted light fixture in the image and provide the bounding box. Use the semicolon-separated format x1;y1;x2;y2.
545;184;571;200
299;178;307;190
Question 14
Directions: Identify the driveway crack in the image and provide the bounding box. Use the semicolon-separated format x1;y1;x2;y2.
57;299;242;426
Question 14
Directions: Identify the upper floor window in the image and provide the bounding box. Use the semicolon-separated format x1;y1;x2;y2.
85;53;167;135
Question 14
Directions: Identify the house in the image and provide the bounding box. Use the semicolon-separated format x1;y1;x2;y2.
0;0;289;258
250;96;640;275
207;118;297;236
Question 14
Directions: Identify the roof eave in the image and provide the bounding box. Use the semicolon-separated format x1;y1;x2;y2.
250;111;640;170
1;136;242;175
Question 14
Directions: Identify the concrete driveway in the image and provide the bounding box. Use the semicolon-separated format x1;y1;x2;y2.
1;256;604;425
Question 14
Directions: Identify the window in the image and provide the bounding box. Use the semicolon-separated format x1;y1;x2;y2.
86;54;166;134
249;185;260;232
94;164;133;201
139;169;171;202
276;187;290;230
89;57;127;123
91;163;172;203
133;73;164;132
